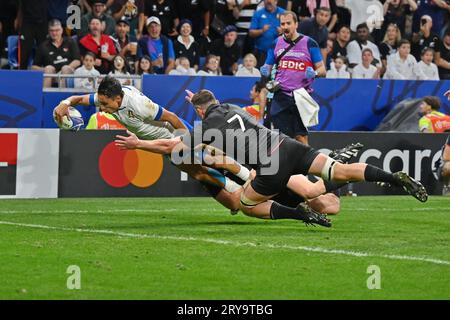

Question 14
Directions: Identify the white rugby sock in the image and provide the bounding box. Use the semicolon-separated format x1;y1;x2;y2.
224;178;242;193
235;166;250;181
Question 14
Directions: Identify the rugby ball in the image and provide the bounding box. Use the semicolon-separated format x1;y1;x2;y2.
53;107;84;131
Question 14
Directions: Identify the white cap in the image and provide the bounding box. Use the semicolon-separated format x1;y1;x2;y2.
146;16;161;27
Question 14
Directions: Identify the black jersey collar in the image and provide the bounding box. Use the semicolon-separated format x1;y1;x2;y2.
204;103;221;118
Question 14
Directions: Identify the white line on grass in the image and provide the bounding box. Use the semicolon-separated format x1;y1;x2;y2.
0;207;445;215
0;208;224;214
1;220;449;267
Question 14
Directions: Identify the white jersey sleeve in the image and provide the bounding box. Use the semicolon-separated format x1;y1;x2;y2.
123;86;164;121
89;86;174;140
89;87;163;121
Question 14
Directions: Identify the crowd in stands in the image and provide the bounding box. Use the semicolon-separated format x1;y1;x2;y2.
1;0;450;88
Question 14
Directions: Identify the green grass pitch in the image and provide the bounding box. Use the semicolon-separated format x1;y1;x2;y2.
0;196;449;300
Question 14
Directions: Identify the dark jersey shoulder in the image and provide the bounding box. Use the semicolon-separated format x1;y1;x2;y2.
199;103;285;169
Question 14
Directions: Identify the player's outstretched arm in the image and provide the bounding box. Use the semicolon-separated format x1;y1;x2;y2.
196;144;250;181
54;95;91;124
115;130;182;154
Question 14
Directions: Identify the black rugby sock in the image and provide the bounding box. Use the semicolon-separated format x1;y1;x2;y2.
270;202;302;220
364;165;396;184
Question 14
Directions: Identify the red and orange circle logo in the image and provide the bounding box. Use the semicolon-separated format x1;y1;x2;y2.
99;142;164;188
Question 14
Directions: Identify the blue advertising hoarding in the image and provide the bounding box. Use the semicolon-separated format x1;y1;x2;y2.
1;71;449;131
0;70;43;128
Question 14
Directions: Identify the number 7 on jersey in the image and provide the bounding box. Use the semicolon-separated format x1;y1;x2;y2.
227;114;246;131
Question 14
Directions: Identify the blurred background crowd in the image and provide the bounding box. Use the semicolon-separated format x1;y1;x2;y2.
1;0;450;89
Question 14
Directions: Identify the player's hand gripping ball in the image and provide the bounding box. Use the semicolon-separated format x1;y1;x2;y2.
53;106;84;131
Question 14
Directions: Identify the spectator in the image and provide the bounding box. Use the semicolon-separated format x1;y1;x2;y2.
378;23;401;76
382;0;417;37
74;52;101;90
197;54;222;76
412;0;449;35
418;48;440;80
346;23;381;68
249;0;285;67
298;7;331;64
418;96;450;133
436;29;450;80
168;56;196;75
411;15;441;62
176;0;213;39
110;18;138;74
80;0;115;13
235;53;262;77
343;0;384;33
384;39;426;80
326;56;350;78
173;19;200;71
210;25;241;75
79;0;116;38
17;0;49;69
108;55;132;84
352;48;379;79
32;19;81;88
79;17;117;74
137;16;175;74
144;0;179;38
110;0;145;38
331;24;350;60
136;55;152;74
291;0;338;32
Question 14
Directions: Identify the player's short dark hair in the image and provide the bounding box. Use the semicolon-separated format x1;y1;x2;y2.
423;96;441;110
279;11;298;23
191;90;217;109
97;76;123;98
356;23;369;31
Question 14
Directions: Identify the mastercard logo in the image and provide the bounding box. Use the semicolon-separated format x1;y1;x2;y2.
99;142;164;188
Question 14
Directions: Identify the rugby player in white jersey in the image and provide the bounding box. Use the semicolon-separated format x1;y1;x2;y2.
54;76;250;193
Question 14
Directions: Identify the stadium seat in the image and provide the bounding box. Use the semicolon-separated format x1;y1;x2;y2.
66;77;75;88
7;35;35;69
